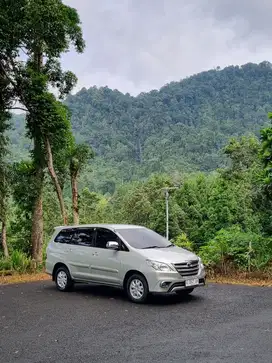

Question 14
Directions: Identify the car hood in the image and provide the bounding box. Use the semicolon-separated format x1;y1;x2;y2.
137;245;199;264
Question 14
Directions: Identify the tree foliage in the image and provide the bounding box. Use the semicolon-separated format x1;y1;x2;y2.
9;61;272;193
0;0;85;261
1;12;272;279
58;61;272;192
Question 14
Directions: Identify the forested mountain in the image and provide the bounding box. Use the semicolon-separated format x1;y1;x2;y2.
11;61;272;192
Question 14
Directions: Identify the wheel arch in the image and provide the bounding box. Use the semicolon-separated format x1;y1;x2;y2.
52;262;71;281
123;270;149;290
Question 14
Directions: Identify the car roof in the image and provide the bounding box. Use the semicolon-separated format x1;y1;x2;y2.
54;224;144;231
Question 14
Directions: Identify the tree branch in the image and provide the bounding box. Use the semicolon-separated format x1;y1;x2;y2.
19;47;29;57
0;59;17;89
8;107;28;112
0;57;31;113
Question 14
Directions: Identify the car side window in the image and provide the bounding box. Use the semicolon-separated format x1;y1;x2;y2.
54;229;74;244
72;228;95;247
95;228;121;249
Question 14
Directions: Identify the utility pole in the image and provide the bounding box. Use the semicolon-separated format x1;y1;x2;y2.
161;186;179;240
165;189;169;241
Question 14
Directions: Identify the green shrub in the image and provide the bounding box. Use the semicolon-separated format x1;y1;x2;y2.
0;251;31;274
0;257;12;271
199;226;272;273
10;250;31;273
171;233;195;252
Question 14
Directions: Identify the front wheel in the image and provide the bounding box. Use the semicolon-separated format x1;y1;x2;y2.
126;274;149;303
55;266;74;292
176;288;194;296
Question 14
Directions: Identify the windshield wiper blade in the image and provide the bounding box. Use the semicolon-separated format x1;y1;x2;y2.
142;245;161;249
163;243;174;248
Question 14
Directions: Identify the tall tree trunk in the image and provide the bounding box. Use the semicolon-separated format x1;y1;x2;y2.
71;172;79;225
1;219;9;258
45;137;68;225
31;166;44;265
29;49;45;266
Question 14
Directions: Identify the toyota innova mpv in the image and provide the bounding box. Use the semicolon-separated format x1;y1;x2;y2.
46;224;206;303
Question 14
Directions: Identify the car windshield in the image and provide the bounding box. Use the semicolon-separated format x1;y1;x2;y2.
116;227;170;249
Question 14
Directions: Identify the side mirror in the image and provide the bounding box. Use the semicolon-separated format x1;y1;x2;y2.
106;241;119;250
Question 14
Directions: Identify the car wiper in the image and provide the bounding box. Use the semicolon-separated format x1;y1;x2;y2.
141;245;161;249
162;243;174;248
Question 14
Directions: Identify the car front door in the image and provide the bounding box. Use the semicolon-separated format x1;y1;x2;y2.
91;228;123;286
67;228;96;281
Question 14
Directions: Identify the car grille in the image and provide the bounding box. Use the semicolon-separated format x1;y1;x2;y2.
174;260;199;277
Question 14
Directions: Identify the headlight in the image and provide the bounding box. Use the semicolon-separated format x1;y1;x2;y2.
198;257;204;268
146;259;174;272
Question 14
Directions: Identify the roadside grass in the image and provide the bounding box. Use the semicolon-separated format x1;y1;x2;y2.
207;268;272;287
208;275;272;287
0;271;271;286
0;272;50;285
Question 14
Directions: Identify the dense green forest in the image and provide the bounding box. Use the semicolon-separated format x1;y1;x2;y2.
3;134;272;275
3;62;272;276
65;61;272;192
1;0;272;277
11;61;272;193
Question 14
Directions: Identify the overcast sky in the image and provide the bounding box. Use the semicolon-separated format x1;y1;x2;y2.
63;0;272;95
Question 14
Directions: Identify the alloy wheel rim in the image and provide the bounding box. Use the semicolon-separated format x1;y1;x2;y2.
57;271;67;289
129;279;144;300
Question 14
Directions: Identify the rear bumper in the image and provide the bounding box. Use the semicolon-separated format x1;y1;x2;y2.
45;261;54;276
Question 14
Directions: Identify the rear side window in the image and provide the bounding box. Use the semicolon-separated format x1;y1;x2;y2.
72;229;95;247
54;229;74;244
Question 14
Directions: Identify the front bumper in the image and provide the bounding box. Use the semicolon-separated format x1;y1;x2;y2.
166;278;206;292
146;267;206;293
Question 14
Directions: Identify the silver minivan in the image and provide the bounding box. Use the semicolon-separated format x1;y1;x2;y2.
46;224;206;303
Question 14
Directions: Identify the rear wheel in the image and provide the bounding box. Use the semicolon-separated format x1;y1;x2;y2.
176;288;194;296
126;274;149;303
55;266;74;292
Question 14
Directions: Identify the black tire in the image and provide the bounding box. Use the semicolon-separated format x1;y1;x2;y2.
176;288;194;296
55;266;74;292
126;274;149;303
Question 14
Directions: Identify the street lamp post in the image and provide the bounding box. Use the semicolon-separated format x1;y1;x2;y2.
161;186;179;241
165;189;169;241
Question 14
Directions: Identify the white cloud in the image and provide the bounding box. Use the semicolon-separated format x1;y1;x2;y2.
62;0;272;95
